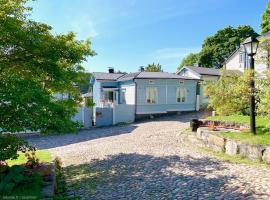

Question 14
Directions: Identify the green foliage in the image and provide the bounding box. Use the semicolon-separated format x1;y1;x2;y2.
0;134;34;162
205;70;252;115
0;165;42;197
145;63;162;72
257;71;270;119
0;0;95;134
85;97;95;107
199;26;258;67
178;53;199;69
261;2;270;34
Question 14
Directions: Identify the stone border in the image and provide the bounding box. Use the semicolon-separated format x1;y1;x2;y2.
195;127;270;164
41;162;56;200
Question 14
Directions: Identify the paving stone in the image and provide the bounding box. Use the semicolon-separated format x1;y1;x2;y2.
27;112;270;199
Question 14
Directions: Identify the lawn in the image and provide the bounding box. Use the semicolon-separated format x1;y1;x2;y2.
207;115;270;146
7;150;52;166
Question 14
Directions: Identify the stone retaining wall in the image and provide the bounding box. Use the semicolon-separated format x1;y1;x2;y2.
195;127;270;164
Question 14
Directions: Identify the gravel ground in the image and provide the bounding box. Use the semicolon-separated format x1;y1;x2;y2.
27;112;270;200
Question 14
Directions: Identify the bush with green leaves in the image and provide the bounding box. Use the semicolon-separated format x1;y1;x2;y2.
0;165;42;195
205;70;252;115
0;134;34;163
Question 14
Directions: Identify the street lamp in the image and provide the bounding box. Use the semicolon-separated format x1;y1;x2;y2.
242;36;259;134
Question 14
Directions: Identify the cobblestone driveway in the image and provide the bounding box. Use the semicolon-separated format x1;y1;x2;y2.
28;113;270;199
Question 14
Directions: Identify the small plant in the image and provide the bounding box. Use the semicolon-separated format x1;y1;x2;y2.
208;122;217;131
25;151;40;168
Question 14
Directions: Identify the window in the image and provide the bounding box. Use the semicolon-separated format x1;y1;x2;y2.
176;88;187;103
103;91;114;102
146;87;157;104
239;53;245;63
120;89;126;104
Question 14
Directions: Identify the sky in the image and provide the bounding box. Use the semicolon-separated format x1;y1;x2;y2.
29;0;269;73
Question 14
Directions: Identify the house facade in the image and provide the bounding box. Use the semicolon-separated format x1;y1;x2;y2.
224;32;270;77
90;69;199;127
176;66;220;108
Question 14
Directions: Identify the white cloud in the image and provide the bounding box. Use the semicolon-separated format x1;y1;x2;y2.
70;15;99;39
151;47;201;60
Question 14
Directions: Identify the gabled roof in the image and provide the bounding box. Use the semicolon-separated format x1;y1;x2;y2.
182;66;220;76
92;72;124;81
93;71;199;81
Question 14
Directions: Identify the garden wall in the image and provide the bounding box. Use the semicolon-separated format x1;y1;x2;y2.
193;127;270;164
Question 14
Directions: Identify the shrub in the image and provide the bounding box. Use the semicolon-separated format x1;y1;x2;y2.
205;70;251;115
0;134;34;163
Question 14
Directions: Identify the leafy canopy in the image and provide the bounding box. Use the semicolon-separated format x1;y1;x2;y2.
199;26;258;68
179;26;258;69
0;0;96;134
178;53;199;70
261;2;270;34
145;63;162;72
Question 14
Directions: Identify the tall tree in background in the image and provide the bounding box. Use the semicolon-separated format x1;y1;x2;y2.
145;63;162;72
179;26;258;69
0;0;96;134
261;2;270;34
199;26;258;68
178;53;199;70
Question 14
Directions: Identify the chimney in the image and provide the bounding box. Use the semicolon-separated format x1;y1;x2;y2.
139;66;144;72
108;67;114;73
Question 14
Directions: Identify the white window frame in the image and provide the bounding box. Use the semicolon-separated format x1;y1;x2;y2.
146;87;158;104
120;89;126;104
176;87;187;103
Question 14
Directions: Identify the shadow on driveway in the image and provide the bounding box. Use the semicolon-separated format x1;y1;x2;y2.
65;153;250;199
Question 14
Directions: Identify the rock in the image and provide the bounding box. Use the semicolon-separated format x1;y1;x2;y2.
207;134;226;152
262;147;270;164
225;140;239;155
238;143;265;161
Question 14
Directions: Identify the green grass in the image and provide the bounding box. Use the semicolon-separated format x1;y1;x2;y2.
207;114;268;127
207;114;270;145
7;150;52;166
201;147;270;168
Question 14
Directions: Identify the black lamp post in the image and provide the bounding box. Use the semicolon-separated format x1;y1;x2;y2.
242;36;259;134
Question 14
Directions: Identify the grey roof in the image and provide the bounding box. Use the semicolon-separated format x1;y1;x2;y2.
93;71;198;81
185;66;220;76
117;72;141;81
92;72;124;81
135;72;196;79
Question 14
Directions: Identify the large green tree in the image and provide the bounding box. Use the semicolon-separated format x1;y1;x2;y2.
261;2;270;34
145;63;162;72
178;53;199;70
199;26;258;68
0;0;96;134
